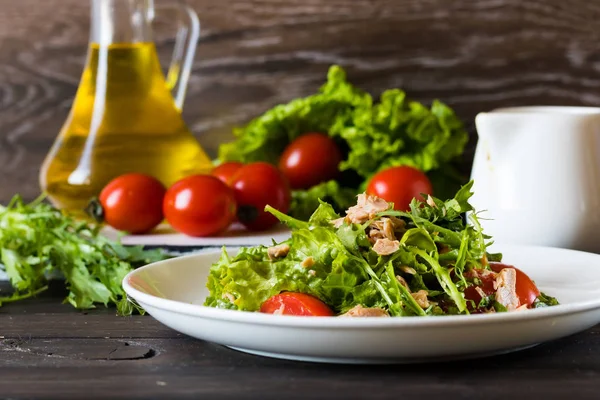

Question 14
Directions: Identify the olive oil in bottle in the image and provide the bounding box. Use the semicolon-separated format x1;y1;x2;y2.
40;42;212;212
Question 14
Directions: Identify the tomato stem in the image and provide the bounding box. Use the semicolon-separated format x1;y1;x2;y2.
85;197;105;223
237;205;258;224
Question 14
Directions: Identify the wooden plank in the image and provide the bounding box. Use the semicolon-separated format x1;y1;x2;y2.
1;282;181;338
0;334;598;399
1;0;600;201
2;314;182;339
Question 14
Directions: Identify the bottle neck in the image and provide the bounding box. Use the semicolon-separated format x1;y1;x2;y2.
90;0;154;44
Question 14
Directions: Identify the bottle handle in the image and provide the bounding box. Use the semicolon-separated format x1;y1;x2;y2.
154;2;200;110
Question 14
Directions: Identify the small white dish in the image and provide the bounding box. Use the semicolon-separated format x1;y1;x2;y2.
122;244;600;364
102;222;291;247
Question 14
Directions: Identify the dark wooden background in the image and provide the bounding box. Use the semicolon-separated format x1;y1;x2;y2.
2;0;600;203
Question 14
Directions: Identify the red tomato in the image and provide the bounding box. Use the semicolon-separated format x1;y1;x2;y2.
98;173;166;234
163;175;237;237
211;162;244;185
278;133;342;189
366;166;433;211
463;270;496;312
230;162;291;231
260;292;334;316
464;264;541;311
489;263;541;308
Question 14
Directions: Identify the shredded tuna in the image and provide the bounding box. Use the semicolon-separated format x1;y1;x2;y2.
481;253;489;267
343;193;390;224
301;256;315;268
475;286;488;300
273;303;286;315
465;268;497;281
340;305;390;317
411;290;430;309
369;228;386;243
395;275;409;289
494;268;520;311
222;293;236;303
426;195;437;208
389;216;406;230
399;266;416;275
267;243;290;260
370;218;396;241
373;238;400;255
331;217;345;228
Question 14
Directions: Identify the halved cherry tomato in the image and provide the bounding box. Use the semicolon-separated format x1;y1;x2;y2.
278;133;342;189
464;264;541;311
489;262;540;308
366;166;433;211
260;292;334;316
96;173;166;234
463;270;496;311
163;175;237;237
230;162;291;231
211;161;244;185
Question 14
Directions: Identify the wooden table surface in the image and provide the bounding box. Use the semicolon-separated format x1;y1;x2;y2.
1;280;599;400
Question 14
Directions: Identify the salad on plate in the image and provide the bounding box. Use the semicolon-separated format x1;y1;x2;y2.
205;181;558;317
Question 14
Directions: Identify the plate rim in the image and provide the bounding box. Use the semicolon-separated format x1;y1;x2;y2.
122;244;600;329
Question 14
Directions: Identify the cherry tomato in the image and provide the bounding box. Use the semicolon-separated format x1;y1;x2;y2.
366;166;433;211
97;173;166;234
278;133;342;189
464;264;541;311
230;162;291;231
489;263;541;308
163;175;237;237
463;270;496;312
260;292;334;316
211;161;244;185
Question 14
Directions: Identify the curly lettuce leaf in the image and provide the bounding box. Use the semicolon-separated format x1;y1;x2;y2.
334;89;468;181
0;195;170;314
204;226;372;312
219;66;371;164
290;180;356;220
219;65;469;220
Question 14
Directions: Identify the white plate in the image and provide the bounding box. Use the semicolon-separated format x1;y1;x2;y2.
122;244;600;364
102;223;291;247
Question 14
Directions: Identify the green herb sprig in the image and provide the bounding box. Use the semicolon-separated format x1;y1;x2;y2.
0;195;170;315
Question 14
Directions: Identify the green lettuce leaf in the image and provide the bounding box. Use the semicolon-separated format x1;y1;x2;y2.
290;180;356;220
333;90;468;179
219;65;469;220
0;195;171;314
219;66;371;165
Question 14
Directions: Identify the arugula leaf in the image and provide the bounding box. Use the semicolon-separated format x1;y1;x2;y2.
0;195;171;314
385;262;426;316
533;292;560;308
409;248;467;313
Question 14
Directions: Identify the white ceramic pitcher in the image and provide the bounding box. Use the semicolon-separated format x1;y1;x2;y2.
471;106;600;253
